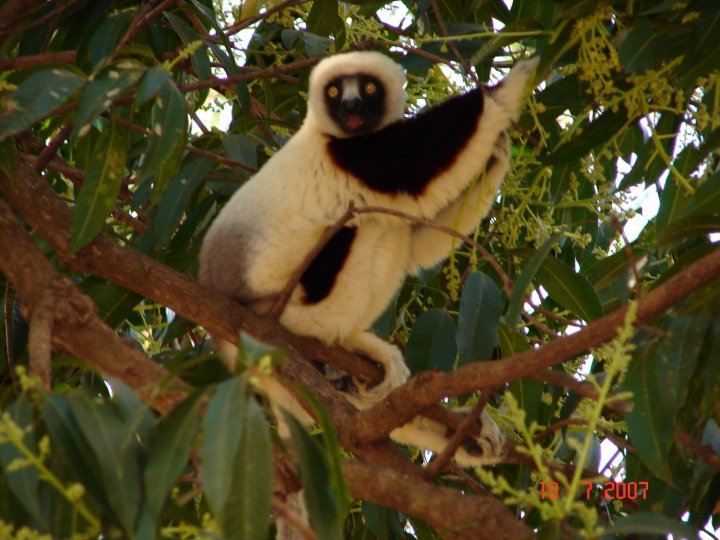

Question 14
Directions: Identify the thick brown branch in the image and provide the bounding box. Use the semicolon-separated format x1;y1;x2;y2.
342;460;531;540
27;288;55;390
0;200;186;413
353;246;720;442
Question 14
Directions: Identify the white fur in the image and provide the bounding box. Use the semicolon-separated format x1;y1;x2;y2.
199;53;537;469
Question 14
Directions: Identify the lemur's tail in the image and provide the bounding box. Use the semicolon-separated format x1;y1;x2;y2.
489;57;539;120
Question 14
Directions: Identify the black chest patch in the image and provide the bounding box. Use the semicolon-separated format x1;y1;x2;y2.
327;88;485;196
300;226;357;304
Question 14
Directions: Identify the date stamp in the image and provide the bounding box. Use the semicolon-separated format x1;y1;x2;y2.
539;481;649;500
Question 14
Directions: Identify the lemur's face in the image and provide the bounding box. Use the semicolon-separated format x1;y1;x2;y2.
323;74;387;136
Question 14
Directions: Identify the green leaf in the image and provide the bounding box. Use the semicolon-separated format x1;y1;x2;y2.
0;69;85;140
506;234;562;326
602;512;701;538
137;80;188;202
307;0;345;46
143;157;212;247
632;113;683;189
542;108;628;166
655;213;720;246
221;398;273;540
682;169;720;218
617;20;687;75
537;257;603;322
624;344;674;481
284;413;345;540
0;396;44;528
0;137;18;177
456;272;502;364
511;0;563;28
497;323;531;358
201;377;247;518
656;315;709;415
405;308;457;373
290;386;350;521
85;11;133;67
72;66;143;140
66;390;144;536
236;332;287;369
71;127;96;171
41;395;108;508
303;33;334;57
307;0;338;33
501;326;552;426
696;322;720;420
469;19;544;66
224;134;258;169
70;117;129;252
78;278;141;327
164;12;212;80
656;176;688;238
136;67;169;105
136;391;204;539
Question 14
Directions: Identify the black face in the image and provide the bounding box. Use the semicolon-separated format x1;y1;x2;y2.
324;74;386;136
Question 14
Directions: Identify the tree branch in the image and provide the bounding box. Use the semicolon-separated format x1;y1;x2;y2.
0;199;187;413
0;156;531;540
353;246;720;442
342;460;531;540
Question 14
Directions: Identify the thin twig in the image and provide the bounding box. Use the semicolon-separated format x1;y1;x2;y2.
179;56;323;93
522;312;559;338
268;202;357;318
0;0;79;37
116;0;177;51
676;430;720;469
223;0;308;37
532;305;584;327
361;38;455;68
532;418;587;444
353;205;515;294
527;369;628;412
34;124;72;173
187;145;257;172
268;201;514;320
430;0;479;85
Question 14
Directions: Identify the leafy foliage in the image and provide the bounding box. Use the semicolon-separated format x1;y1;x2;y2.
0;0;719;538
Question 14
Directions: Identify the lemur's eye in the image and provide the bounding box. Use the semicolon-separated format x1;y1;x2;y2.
327;85;340;98
364;82;377;95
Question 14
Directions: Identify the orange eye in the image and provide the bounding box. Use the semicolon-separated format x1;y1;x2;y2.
364;82;377;95
327;85;340;98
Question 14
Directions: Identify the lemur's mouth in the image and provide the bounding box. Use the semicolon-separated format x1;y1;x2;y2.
344;115;365;130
